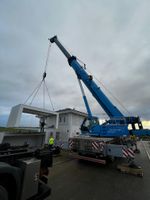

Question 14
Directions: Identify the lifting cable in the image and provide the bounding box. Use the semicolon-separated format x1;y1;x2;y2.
24;80;43;105
44;80;54;111
76;57;132;116
24;41;55;111
93;74;132;115
44;42;52;73
77;58;86;69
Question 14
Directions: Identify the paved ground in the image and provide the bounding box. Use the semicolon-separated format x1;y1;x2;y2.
47;141;150;200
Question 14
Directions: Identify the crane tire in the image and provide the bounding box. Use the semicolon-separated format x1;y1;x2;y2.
0;185;8;200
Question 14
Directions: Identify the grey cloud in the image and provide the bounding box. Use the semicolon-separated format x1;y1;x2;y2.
0;0;150;126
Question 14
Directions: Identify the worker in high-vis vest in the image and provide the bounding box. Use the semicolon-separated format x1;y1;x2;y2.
49;135;54;149
130;133;138;152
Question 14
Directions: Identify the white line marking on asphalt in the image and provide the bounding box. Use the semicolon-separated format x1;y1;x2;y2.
142;141;150;161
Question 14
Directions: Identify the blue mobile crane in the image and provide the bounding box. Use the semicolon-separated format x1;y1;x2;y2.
50;36;149;173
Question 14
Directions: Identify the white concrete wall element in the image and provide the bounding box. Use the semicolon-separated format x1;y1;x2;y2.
7;104;23;127
7;104;59;128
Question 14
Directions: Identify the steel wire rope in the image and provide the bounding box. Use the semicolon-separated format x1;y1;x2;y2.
44;80;55;111
89;71;132;116
44;42;52;73
57;39;130;116
76;58;132;116
43;79;45;109
42;41;52;109
29;80;43;105
51;39;130;116
24;80;43;105
24;41;55;111
42;41;55;111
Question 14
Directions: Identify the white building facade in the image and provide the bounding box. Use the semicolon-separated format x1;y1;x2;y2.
46;108;87;148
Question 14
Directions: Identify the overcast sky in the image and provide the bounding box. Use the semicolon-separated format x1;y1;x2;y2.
0;0;150;126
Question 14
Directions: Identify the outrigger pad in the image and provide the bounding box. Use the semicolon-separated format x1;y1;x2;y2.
117;163;143;177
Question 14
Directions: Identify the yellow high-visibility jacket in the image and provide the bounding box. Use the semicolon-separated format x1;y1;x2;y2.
49;137;54;145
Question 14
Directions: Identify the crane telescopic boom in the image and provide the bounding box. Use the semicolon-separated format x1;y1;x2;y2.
50;36;123;119
50;35;150;137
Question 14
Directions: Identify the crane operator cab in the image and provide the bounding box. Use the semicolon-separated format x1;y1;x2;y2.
81;117;99;134
81;117;129;137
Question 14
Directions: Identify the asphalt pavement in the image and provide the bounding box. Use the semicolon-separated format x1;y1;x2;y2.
48;141;150;200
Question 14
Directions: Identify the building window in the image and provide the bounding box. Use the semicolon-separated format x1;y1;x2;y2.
64;117;66;123
56;132;60;140
59;117;62;123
